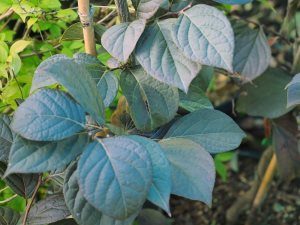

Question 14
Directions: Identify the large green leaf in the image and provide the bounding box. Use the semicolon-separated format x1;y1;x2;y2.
6;134;89;174
78;137;152;219
236;68;292;118
286;73;300;107
120;67;179;131
134;0;164;19
164;109;245;153
127;136;171;215
160;139;215;205
135;19;201;92
26;194;70;225
172;4;234;71
11;89;86;141
213;0;252;4
31;54;105;124
102;20;146;62
0;207;20;225
232;21;271;81
0;115;14;163
97;71;119;107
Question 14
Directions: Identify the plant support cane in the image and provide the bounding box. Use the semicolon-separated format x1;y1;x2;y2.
78;0;97;56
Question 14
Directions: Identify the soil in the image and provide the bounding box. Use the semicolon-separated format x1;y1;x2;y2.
171;157;300;225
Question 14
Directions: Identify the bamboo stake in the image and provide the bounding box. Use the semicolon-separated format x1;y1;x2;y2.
78;0;97;56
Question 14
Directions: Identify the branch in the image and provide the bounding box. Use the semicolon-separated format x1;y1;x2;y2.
0;8;13;21
114;0;130;23
78;0;97;56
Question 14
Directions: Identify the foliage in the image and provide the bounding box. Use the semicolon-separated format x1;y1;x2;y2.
0;0;299;225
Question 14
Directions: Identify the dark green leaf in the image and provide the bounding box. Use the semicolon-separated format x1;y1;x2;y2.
160;138;215;205
0;207;20;225
164;109;245;153
97;71;119;107
286;73;300;107
120;67;179;131
0;115;14;163
136;209;173;225
49;219;78;225
11;89;86;141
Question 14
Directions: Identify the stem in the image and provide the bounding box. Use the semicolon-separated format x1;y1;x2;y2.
22;175;42;225
0;194;17;204
114;0;130;23
78;0;97;56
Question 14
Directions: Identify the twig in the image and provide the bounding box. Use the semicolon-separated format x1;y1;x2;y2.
0;186;9;194
78;0;97;56
0;8;13;21
96;10;116;24
22;175;42;225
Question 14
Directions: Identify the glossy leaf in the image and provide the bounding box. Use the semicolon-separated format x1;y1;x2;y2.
26;194;70;225
6;134;89;174
120;67;179;131
11;89;86;141
164;109;245;153
97;71;119;107
78;137;152;219
102;20;146;62
31;54;105;124
286;73;300;107
236;68;292;118
134;0;164;19
127;136;171;215
172;4;234;71
233;21;271;81
135;19;201;92
160;138;215;205
0;115;14;163
213;0;253;4
0;207;20;225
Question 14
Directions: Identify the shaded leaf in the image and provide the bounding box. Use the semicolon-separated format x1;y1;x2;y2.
0;207;20;225
164;109;245;153
49;219;78;225
78;137;152;219
172;4;234;71
134;0;164;19
286;73;300;107
120;67;179;131
135;19;201;92
160;138;215;205
11;89;86;141
136;209;173;225
102;20;146;62
0;115;14;163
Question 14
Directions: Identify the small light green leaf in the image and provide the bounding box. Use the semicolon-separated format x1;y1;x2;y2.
286;73;300;107
135;19;201;92
164;109;245;153
78;137;152;219
60;22;83;41
134;0;164;19
11;89;86;141
127;136;171;215
10;40;31;54
236;68;292;118
0;45;8;63
0;206;20;225
172;4;234;71
120;67;179;131
31;54;105;124
97;71;119;107
6;134;89;174
39;0;61;9
102;20;146;62
233;21;271;81
160;138;215;205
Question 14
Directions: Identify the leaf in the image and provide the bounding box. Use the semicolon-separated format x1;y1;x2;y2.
6;134;89;174
10;40;31;54
60;22;83;41
97;71;119;107
136;209;173;225
26;194;70;225
286;73;300;107
135;19;201;92
120;67;179;131
212;0;253;4
172;4;234;71
160;138;215;205
164;109;245;153
0;45;8;63
236;68;292;118
31;54;105;124
102;20;146;62
0;207;20;225
64;163;103;225
100;214;138;225
78;137;152;219
0;163;39;198
126;136;171;215
170;0;192;12
11;89;86;141
134;0;164;19
49;219;78;225
232;21;271;81
39;0;61;9
0;115;14;163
